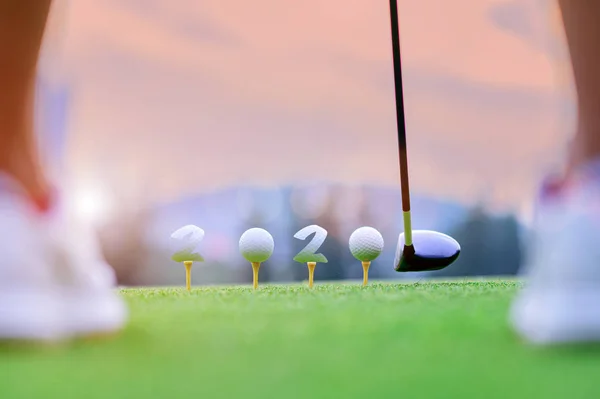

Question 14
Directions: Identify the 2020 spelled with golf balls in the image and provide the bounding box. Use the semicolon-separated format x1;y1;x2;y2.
170;225;384;290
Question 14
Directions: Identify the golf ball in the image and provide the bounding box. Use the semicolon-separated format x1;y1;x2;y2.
239;228;274;263
170;225;205;262
349;226;384;261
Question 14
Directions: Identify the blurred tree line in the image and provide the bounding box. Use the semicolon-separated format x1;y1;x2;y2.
236;188;525;284
98;185;524;286
431;205;523;278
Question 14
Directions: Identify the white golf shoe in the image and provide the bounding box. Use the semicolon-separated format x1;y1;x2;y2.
46;209;128;339
56;258;127;339
511;168;600;344
0;179;64;341
0;175;127;342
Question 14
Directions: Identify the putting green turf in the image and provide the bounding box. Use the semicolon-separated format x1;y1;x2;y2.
1;280;600;399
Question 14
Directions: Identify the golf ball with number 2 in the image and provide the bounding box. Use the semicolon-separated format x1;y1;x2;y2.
170;224;205;263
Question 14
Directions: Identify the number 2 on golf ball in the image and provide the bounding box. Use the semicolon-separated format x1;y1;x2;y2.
293;225;328;263
170;224;205;292
170;225;205;263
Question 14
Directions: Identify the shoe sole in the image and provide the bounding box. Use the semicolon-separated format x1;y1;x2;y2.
64;291;128;338
511;287;600;344
0;290;66;342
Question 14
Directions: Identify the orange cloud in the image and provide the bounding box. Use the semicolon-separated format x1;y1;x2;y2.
41;0;572;217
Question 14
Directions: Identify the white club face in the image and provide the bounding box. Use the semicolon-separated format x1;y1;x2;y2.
293;225;328;264
170;225;205;263
393;232;405;268
349;226;384;262
239;228;274;263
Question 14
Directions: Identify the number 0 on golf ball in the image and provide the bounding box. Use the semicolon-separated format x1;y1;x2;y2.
349;227;384;261
239;228;275;263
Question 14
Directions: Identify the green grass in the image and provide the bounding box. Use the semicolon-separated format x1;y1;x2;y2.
1;280;600;399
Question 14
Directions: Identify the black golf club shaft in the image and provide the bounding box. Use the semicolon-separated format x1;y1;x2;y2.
388;0;415;249
388;3;462;270
389;0;411;215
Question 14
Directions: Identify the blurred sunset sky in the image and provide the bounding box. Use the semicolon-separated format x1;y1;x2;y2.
39;0;575;222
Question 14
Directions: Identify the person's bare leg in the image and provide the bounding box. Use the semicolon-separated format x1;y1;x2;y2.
0;1;128;342
0;0;52;203
510;1;600;344
559;0;600;173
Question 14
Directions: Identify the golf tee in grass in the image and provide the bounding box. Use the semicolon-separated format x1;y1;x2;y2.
184;261;193;291
348;227;384;287
307;262;316;288
362;261;370;286
251;262;260;289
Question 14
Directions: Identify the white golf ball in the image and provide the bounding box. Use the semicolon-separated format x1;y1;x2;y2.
239;228;274;263
170;225;205;262
349;226;384;262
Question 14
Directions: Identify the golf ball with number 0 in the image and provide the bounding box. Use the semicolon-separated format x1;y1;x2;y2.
349;226;384;261
239;228;275;263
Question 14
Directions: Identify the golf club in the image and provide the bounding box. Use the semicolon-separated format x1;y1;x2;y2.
388;0;461;272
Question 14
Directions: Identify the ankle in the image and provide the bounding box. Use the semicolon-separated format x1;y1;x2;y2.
566;124;600;174
0;164;52;212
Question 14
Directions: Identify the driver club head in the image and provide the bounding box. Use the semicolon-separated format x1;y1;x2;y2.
387;0;461;273
394;230;461;272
